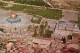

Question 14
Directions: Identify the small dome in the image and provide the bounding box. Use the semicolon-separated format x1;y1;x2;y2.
10;13;17;18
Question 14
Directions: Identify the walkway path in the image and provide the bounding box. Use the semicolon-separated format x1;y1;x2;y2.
2;1;49;8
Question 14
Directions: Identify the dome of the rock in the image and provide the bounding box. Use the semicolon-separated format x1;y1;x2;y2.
7;13;21;23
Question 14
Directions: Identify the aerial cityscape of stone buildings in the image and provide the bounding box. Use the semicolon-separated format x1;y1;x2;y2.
0;0;80;53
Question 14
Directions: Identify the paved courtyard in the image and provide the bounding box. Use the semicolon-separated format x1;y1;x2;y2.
0;9;32;29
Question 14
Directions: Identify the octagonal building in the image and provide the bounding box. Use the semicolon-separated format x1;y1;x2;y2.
7;13;21;23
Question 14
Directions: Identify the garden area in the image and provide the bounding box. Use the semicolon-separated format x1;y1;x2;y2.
32;21;53;38
31;17;42;24
0;2;7;7
3;0;50;7
0;2;62;20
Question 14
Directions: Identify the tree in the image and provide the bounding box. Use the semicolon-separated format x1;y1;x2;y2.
32;29;37;37
54;23;57;31
48;25;50;29
28;25;32;31
68;35;72;40
0;28;4;32
45;21;48;27
0;37;3;44
78;11;80;30
45;30;53;38
0;2;3;6
61;37;66;44
39;24;45;36
14;28;17;30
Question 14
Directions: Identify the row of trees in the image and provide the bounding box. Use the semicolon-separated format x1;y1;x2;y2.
33;21;53;38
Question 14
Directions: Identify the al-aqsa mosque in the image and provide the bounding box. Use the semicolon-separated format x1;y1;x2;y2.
7;13;21;23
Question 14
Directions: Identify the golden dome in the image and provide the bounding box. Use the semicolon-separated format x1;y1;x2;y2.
10;13;17;18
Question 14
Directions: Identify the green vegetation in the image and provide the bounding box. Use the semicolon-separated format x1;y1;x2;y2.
0;2;3;6
0;28;4;32
78;37;80;43
39;23;45;36
4;0;50;7
31;17;42;24
14;28;17;30
32;21;53;38
27;25;32;31
0;2;7;7
54;23;57;31
8;41;16;44
28;25;32;29
45;30;53;38
78;11;80;30
0;43;4;48
0;2;62;19
61;37;66;44
59;21;65;23
78;41;80;43
32;29;37;37
68;35;72;40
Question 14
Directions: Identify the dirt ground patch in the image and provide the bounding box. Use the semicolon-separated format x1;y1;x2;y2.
61;10;79;22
